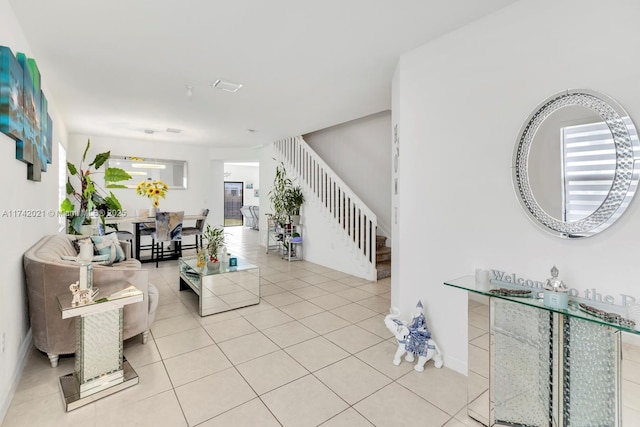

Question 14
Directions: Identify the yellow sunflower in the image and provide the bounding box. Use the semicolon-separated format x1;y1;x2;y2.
136;179;169;208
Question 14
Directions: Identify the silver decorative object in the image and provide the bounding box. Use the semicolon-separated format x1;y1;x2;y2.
544;266;566;292
543;266;568;309
513;89;639;238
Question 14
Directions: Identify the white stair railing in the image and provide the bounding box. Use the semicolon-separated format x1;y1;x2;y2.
274;136;377;278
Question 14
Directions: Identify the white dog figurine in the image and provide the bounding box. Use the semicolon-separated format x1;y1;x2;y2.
69;281;94;306
384;300;443;372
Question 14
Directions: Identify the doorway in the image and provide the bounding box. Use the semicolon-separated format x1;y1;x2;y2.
224;181;244;226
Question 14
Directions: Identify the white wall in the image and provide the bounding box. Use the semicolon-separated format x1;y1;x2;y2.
304;111;392;239
258;148;277;244
66;134;223;231
0;0;69;420
224;164;260;206
393;0;640;374
210;160;225;228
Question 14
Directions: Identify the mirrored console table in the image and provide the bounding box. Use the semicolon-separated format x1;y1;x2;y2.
57;287;143;411
445;276;640;427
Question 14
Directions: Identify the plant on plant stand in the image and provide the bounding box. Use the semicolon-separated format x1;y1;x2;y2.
60;139;131;235
285;185;304;225
203;224;225;270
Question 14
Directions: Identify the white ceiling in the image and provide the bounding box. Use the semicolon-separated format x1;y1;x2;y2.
9;0;518;147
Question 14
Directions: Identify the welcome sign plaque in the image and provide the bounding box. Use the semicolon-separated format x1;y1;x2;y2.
490;269;637;309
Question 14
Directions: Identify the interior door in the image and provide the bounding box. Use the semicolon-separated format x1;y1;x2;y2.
224;181;244;226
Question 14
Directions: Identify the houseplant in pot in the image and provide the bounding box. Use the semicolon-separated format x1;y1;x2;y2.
60;139;131;234
269;161;305;225
203;224;225;271
268;161;292;226
285;185;304;225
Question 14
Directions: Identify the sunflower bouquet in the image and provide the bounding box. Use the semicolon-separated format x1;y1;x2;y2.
136;179;168;208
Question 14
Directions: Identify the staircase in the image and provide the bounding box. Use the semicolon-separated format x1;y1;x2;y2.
274;136;380;281
376;235;391;280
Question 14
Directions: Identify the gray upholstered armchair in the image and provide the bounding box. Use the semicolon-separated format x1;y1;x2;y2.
23;234;159;367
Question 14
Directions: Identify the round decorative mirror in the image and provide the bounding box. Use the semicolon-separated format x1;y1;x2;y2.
512;89;639;238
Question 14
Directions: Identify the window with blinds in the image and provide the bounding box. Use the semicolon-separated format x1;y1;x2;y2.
562;118;638;222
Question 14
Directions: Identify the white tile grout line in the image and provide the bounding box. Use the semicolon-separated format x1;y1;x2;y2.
131;230;465;425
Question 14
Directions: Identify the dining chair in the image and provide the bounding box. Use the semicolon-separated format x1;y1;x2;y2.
135;208;156;257
249;205;260;230
151;211;184;267
100;213;135;258
119;231;135;258
182;208;209;251
240;206;253;228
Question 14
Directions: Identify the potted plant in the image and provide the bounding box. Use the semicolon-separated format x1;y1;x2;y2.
60;139;131;234
285;185;304;225
269;161;305;225
203;224;225;270
268;161;292;226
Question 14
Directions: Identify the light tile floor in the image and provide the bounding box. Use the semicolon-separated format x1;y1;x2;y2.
2;227;481;427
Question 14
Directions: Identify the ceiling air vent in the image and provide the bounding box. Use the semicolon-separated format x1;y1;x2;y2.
212;79;243;93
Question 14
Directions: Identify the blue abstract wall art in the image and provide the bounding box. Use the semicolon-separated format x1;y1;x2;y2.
0;46;52;181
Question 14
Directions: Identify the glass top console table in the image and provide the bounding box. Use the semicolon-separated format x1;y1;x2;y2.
179;256;260;316
445;275;639;427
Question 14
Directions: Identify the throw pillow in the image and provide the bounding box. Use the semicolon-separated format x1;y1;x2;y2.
91;234;126;264
104;232;127;262
91;236;116;263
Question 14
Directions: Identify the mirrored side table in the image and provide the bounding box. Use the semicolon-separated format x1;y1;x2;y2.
56;286;143;411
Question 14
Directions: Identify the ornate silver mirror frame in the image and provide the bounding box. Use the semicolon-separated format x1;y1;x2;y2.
513;89;639;238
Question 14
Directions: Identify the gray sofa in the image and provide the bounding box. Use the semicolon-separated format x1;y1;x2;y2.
23;234;159;367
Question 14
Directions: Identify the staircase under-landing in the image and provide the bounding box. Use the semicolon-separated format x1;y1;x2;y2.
376;235;391;280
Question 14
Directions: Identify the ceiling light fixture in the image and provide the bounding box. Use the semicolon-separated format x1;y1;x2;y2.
132;163;166;169
186;85;193;97
144;129;154;134
166;128;182;134
212;79;243;93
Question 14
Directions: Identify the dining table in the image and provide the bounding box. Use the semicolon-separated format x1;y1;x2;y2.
106;213;206;262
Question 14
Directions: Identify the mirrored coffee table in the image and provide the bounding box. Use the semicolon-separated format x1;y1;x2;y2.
179;256;260;316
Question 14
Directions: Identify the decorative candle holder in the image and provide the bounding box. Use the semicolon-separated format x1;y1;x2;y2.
78;240;93;263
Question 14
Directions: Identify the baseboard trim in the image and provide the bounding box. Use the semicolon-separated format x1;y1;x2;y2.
444;355;467;376
0;328;32;424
